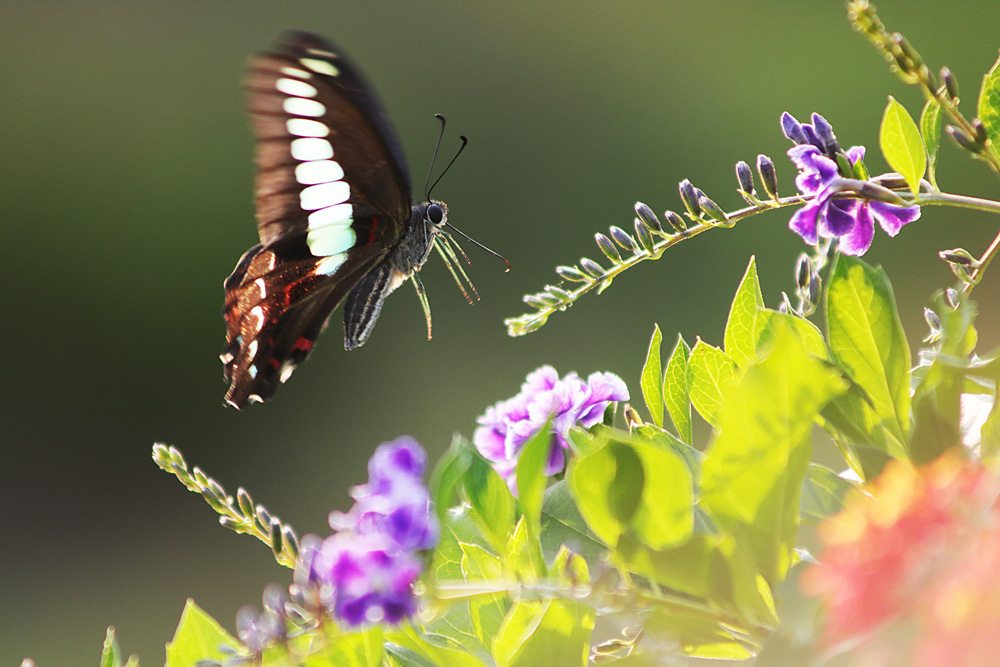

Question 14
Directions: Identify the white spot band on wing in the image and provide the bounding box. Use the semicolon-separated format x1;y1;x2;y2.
316;251;349;275
286;118;330;138
290;138;333;161
275;78;318;98
307;203;354;229
283;97;325;118
308;226;356;258
295;159;343;185
299;58;340;77
300;181;350;210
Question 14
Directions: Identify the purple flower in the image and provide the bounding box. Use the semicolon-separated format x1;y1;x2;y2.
474;366;629;492
331;437;439;552
310;533;421;626
304;437;439;627
783;112;920;256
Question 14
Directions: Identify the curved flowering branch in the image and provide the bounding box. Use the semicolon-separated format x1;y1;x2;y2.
153;443;300;568
849;0;1000;174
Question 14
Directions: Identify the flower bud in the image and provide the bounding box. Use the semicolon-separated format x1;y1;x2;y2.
735;160;754;194
698;195;729;225
923;307;942;334
608;226;637;251
796;254;814;291
634;202;663;233
941;66;959;100
972;118;989;145
595;233;622;263
634;217;656;252
556;265;588;282
938;248;978;267
579;257;605;278
544;285;573;302
811;113;841;154
237;487;255;517
664;210;686;233
678;179;702;218
757;154;778;200
945;125;982;153
781;112;807;144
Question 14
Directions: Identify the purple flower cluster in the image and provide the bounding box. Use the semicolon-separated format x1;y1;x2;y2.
783;112;920;256
304;437;439;627
474;366;629;491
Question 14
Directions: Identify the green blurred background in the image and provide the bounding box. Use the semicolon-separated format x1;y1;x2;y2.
2;1;998;663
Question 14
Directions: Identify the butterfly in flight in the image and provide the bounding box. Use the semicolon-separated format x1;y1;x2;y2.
221;32;496;409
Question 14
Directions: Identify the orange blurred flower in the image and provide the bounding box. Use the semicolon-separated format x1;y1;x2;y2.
802;450;999;661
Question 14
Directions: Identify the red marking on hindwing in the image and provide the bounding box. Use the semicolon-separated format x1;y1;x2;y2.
366;217;379;245
292;337;314;353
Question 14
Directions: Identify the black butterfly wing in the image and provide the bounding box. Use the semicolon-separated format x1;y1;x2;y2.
246;31;411;246
222;32;414;408
221;242;384;408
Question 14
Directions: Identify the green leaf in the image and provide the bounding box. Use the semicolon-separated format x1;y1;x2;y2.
641;324;664;426
663;335;693;444
460;543;509;650
493;600;594;667
628;439;694;550
688;339;737;427
644;607;756;660
430;435;474;525
800;463;857;523
567;436;643;547
516;424;550;523
540;482;608;571
699;322;846;583
910;294;979;463
462;452;515;554
920;98;943;188
879;96;926;195
825;255;911;456
310;627;383;667
434;507;492;582
166;600;240;667
978;52;1000;162
387;625;488;667
724;256;766;368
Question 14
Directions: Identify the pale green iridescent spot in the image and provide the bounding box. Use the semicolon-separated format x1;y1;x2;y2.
275;77;317;98
300;57;339;77
295;159;343;185
316;251;351;275
308;225;356;259
286;118;329;138
283;97;325;118
300;181;350;210
290;137;333;161
308;203;354;230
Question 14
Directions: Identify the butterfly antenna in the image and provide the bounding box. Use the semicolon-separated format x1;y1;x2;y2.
427;135;468;200
423;114;449;200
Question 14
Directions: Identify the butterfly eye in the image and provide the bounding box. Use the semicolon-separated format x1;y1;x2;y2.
427;203;445;226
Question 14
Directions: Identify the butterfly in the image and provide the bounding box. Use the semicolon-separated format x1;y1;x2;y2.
221;32;483;409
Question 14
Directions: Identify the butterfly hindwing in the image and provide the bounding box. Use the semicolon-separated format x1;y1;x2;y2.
222;242;385;407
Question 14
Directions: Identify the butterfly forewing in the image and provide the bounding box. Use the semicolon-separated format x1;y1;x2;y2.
222;32;418;408
246;33;410;247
